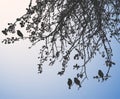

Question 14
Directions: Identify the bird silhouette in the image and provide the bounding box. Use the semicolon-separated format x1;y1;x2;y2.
74;77;81;89
98;70;104;81
67;78;72;89
17;30;23;38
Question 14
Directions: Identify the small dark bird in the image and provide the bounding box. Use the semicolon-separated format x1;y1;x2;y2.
67;78;72;89
17;30;23;38
74;77;81;89
98;70;104;81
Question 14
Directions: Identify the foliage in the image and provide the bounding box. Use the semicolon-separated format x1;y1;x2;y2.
2;0;120;89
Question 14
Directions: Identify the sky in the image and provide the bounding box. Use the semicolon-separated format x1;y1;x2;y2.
0;0;120;99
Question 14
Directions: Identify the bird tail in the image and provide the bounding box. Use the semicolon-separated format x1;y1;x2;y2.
79;84;81;87
69;86;71;89
78;84;81;90
102;77;104;82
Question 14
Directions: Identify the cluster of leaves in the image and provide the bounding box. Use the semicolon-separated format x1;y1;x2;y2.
2;0;120;89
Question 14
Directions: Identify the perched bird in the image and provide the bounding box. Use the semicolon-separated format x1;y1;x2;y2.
17;30;23;38
74;77;81;89
98;70;104;81
67;78;72;89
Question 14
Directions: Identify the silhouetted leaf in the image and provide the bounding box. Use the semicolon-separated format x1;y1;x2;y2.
57;71;64;76
49;60;55;66
74;54;79;60
2;29;7;35
56;51;60;58
79;74;83;78
73;64;80;70
17;30;23;38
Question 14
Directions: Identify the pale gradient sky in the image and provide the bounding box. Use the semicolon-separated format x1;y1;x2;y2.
0;0;120;99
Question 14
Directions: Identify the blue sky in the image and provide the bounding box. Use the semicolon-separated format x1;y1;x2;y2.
0;0;120;99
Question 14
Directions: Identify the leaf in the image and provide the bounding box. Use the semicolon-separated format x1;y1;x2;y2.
79;74;83;78
2;29;7;35
73;64;80;70
17;30;23;38
56;51;60;58
57;71;64;76
20;21;25;27
16;18;21;21
74;54;79;60
49;60;55;66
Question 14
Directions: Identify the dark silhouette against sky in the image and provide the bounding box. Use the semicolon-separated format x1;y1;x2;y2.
1;0;120;89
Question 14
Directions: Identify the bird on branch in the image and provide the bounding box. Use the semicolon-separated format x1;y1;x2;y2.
67;78;72;89
98;70;104;82
74;77;81;90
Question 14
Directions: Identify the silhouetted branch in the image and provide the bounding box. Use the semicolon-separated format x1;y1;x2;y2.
1;0;120;89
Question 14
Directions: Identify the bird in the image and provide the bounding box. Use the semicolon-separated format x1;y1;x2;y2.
98;70;104;81
74;77;81;89
17;30;23;38
67;78;72;89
